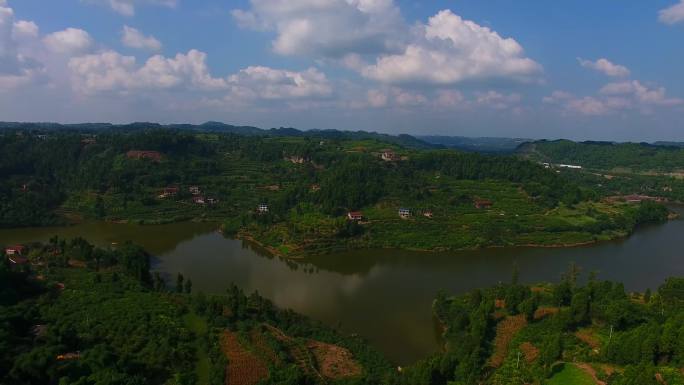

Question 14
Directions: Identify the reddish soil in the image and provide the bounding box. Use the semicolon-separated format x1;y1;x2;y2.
307;341;362;379
490;315;528;368
575;329;601;350
575;362;606;385
220;331;269;385
533;306;559;320
519;342;540;363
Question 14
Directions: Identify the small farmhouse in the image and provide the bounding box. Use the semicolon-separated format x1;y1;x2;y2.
474;199;493;209
189;186;201;195
399;208;411;219
5;245;25;256
158;187;179;199
382;150;401;162
258;204;269;213
347;211;363;221
192;196;206;205
423;210;434;218
286;155;307;164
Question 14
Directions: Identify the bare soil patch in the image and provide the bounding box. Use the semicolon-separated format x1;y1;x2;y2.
534;306;559;320
220;331;269;385
307;340;362;379
575;329;601;350
519;342;540;363
575;362;606;385
490;315;528;368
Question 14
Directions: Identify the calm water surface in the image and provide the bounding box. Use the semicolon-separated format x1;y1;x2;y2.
1;209;683;364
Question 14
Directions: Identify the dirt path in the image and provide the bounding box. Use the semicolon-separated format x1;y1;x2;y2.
575;363;606;385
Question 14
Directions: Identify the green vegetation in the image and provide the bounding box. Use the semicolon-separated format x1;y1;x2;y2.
0;128;672;258
404;266;684;385
519;139;684;203
4;238;684;384
546;363;595;385
0;239;392;385
519;139;684;173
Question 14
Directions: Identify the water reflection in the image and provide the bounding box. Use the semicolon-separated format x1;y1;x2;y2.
1;210;683;364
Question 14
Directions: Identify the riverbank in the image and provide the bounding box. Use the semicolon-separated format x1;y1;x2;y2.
3;209;684;365
233;201;670;259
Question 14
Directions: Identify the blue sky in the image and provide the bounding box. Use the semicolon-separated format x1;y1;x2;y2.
1;0;683;141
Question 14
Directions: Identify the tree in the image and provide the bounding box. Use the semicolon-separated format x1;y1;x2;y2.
518;296;538;322
570;289;591;326
511;263;520;286
184;279;192;294
176;273;184;293
540;334;562;374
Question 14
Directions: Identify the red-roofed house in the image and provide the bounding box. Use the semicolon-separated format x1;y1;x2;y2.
347;211;363;221
474;199;493;209
158;187;179;199
5;245;25;256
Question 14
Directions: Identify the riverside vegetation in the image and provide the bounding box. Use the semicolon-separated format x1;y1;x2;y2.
0;239;392;385
518;139;684;203
3;241;684;385
0;126;672;258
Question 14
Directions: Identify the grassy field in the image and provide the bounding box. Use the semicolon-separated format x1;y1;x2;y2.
184;312;211;385
546;363;596;385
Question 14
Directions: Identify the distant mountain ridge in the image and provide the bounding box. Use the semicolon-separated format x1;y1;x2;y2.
0;121;438;150
418;135;531;153
516;139;684;172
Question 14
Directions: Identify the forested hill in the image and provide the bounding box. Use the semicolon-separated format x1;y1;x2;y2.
0;239;392;385
4;239;684;384
0;121;436;150
0;129;671;255
418;135;530;153
408;268;684;385
518;139;684;172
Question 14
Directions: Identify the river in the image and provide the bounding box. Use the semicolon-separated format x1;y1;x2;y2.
1;208;683;364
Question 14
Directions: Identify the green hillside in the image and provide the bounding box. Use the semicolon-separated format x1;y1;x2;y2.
0;129;671;257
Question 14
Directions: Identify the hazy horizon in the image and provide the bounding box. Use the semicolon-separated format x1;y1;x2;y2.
1;0;683;141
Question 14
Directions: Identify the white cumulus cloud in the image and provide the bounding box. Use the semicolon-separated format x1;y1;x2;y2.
0;1;43;88
232;0;405;59
545;80;683;116
362;10;541;85
600;80;684;107
476;91;522;109
43;28;93;54
12;20;38;39
226;66;332;100
659;0;684;24
578;58;630;77
68;48;332;103
83;0;178;16
69;49;228;93
122;25;161;51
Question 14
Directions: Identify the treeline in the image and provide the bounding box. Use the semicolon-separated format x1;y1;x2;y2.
0;129;589;227
519;139;684;172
